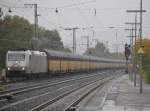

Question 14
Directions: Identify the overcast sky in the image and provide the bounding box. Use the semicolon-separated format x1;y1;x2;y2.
0;0;150;53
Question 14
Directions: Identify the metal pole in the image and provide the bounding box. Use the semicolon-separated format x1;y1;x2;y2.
131;25;134;82
139;0;143;94
134;13;137;87
34;4;38;49
87;36;90;50
115;31;118;57
73;28;75;53
24;4;38;50
84;36;90;50
126;59;128;74
126;8;146;90
64;27;78;53
72;28;76;53
125;24;140;82
131;26;134;53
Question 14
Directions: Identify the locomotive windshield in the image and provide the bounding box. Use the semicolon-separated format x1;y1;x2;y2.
8;53;25;61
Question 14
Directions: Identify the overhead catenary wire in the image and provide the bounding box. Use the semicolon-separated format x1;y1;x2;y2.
71;0;93;52
38;0;96;10
71;0;92;27
0;0;95;28
0;0;96;10
39;16;61;29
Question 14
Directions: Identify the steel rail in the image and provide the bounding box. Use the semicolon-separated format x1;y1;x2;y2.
0;71;106;100
63;77;114;111
29;75;116;111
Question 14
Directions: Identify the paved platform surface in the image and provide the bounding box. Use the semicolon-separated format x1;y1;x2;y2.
78;74;150;111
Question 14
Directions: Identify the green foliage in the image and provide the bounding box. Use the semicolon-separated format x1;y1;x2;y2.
84;42;124;59
84;42;109;57
0;15;65;69
142;56;150;70
63;47;72;53
135;39;150;57
37;29;63;50
0;15;33;55
0;15;64;51
135;39;150;83
0;15;33;69
142;64;150;84
142;57;150;83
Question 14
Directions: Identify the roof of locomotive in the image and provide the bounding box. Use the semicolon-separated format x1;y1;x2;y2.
44;49;125;63
7;50;31;55
7;50;47;56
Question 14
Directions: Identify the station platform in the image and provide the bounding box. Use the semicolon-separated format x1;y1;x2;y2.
78;74;150;111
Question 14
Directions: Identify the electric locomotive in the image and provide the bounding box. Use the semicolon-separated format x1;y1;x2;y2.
6;50;47;78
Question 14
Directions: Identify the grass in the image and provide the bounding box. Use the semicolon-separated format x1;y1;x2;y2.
0;63;5;73
0;85;4;91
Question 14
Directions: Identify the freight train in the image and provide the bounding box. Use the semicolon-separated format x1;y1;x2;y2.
6;49;126;79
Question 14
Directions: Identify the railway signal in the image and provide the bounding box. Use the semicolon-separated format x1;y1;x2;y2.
8;8;12;13
124;44;131;61
124;44;131;74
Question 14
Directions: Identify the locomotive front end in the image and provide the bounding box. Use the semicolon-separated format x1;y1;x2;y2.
6;51;29;78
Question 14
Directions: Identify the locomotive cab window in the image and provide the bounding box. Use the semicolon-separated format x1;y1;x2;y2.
8;54;25;61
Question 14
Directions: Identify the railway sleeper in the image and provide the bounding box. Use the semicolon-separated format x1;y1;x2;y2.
0;94;13;100
65;107;76;111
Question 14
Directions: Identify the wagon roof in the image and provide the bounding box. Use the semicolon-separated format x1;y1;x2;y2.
44;49;125;63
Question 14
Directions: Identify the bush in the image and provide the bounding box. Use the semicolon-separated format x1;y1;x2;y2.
0;62;5;75
143;65;150;84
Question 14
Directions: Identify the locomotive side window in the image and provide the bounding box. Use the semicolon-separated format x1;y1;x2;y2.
8;54;25;61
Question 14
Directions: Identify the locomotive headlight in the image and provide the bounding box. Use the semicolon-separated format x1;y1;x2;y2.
8;67;10;70
22;67;25;70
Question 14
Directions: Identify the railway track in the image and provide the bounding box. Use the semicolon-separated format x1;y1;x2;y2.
0;71;107;99
31;75;117;111
0;70;124;111
63;77;112;111
0;70;112;94
0;70;118;111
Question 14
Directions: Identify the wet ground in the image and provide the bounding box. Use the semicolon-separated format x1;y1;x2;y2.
78;74;150;111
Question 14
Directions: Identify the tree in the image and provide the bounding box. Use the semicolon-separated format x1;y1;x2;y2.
0;15;33;49
0;15;33;68
135;39;150;83
84;41;124;59
0;15;65;70
135;39;150;57
63;47;72;53
37;28;64;50
84;42;111;57
134;39;150;68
